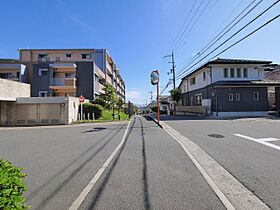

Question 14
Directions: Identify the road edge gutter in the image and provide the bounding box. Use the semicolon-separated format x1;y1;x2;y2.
68;119;132;210
147;115;270;210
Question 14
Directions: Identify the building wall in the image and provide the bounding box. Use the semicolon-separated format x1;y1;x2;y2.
181;88;208;106
0;97;80;126
276;87;280;111
76;62;94;100
20;49;94;62
211;65;265;83
212;87;268;112
31;63;52;96
181;64;266;93
0;78;30;100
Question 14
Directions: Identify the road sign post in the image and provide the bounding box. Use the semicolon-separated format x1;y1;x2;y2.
150;70;160;125
79;95;85;121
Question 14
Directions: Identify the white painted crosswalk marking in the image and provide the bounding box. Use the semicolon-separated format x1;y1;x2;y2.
235;134;280;151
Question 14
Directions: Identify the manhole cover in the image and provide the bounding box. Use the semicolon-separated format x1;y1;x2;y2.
208;134;224;138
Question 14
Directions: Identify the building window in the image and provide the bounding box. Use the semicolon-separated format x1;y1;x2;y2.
39;91;48;97
253;91;259;101
195;94;202;105
55;57;61;62
230;68;235;78
236;93;240;101
190;77;196;85
243;68;248;78
39;69;48;76
65;54;72;58
223;68;228;78
229;93;234;101
82;53;91;59
236;68;241;78
203;72;206;81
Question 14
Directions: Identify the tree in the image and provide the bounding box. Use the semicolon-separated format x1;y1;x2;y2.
170;88;181;114
170;88;181;103
101;84;118;110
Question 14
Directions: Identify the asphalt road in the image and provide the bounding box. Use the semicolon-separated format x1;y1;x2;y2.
0;117;225;210
161;115;280;210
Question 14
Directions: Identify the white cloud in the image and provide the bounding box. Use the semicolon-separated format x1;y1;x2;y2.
126;90;141;100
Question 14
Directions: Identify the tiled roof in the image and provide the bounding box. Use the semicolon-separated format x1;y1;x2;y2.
208;58;272;65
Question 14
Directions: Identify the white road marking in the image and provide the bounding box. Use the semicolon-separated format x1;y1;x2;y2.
69;120;132;210
156;119;269;210
258;138;280;142
235;134;280;151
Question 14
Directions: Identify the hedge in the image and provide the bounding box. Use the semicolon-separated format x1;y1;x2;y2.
0;159;28;209
81;103;104;119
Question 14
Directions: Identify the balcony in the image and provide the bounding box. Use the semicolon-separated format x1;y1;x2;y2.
95;66;105;80
49;77;77;95
106;60;113;76
49;63;77;73
99;83;105;94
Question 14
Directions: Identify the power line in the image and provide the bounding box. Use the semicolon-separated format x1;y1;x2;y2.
175;0;214;51
176;0;262;77
177;14;280;81
172;0;206;50
169;0;199;51
177;0;280;79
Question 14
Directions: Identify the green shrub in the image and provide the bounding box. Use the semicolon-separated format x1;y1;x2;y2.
0;159;28;209
91;98;106;107
99;110;128;121
81;102;104;119
151;106;157;113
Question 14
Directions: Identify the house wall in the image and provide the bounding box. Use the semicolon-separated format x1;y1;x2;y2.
211;65;265;83
181;88;208;106
212;87;268;112
276;87;280;111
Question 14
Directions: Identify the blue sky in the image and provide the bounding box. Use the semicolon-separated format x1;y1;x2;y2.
1;0;280;105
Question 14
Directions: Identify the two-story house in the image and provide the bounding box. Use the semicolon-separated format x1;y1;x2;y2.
178;58;280;117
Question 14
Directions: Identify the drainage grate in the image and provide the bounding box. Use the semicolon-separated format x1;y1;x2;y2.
208;134;224;138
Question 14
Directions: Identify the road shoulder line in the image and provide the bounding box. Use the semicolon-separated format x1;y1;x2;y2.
68;120;131;210
159;120;270;210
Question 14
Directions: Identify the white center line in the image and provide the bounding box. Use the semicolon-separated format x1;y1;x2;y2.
69;120;132;210
235;134;280;151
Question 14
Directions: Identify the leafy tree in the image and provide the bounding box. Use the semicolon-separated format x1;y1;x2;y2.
101;84;118;110
170;88;181;103
170;88;182;114
92;98;106;107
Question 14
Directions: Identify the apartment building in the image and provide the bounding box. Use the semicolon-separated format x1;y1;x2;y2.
178;58;280;117
17;49;125;101
0;59;27;83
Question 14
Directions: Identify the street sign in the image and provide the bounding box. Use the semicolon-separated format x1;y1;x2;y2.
79;95;85;103
150;70;159;85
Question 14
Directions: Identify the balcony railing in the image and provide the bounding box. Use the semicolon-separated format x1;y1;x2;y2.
50;77;76;87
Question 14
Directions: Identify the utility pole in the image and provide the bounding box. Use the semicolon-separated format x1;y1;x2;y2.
164;51;176;90
171;51;176;90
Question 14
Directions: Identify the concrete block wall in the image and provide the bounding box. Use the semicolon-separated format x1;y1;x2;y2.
0;78;30;99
